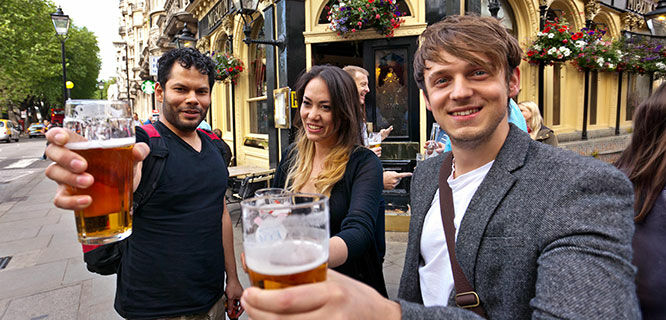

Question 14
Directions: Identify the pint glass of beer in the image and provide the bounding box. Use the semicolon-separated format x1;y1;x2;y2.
241;193;329;289
64;100;134;245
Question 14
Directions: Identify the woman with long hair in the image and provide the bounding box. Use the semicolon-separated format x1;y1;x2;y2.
615;82;666;319
273;65;387;296
518;101;558;146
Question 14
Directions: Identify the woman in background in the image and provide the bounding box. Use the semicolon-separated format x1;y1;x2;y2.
518;101;558;146
615;82;666;319
273;65;387;296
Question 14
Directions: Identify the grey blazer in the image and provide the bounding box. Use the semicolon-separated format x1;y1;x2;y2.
397;125;640;319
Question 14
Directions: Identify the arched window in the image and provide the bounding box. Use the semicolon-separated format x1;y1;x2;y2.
480;0;518;37
318;0;412;25
247;17;269;136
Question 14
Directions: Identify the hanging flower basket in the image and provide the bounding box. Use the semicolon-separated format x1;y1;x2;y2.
618;37;666;75
571;28;623;72
525;19;579;65
327;0;406;38
211;52;244;84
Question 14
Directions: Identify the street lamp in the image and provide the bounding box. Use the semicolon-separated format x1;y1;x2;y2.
174;24;197;49
97;81;105;99
231;0;284;47
646;0;666;36
51;7;70;105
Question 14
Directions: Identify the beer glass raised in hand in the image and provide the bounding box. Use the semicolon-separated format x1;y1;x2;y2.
64;100;134;245
241;193;329;289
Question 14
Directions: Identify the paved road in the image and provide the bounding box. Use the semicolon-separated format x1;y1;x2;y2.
0;137;50;203
0;140;407;319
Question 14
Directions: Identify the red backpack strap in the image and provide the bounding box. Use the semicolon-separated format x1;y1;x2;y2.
141;124;160;138
81;244;101;253
197;128;220;140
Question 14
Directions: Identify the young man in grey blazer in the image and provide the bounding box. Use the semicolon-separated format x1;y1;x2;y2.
241;15;640;319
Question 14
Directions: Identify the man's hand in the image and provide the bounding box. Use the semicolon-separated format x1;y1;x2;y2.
241;269;401;320
379;126;393;141
370;146;382;157
383;171;413;190
225;276;244;319
44;127;150;210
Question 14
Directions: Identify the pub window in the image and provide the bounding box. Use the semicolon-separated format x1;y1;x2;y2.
480;0;518;36
318;0;412;25
247;17;269;137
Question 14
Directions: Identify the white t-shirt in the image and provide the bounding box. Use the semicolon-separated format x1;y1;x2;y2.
418;160;494;307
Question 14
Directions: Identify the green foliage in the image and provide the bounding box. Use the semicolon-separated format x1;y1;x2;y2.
210;52;244;84
0;0;101;117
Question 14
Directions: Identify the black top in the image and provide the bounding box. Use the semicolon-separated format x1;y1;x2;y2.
274;145;387;296
633;187;666;319
115;121;228;319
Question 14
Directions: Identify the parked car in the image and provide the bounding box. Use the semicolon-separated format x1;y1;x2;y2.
0;119;20;143
28;123;46;138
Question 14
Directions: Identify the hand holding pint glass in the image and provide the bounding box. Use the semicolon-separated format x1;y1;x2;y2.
63;100;135;245
241;193;329;289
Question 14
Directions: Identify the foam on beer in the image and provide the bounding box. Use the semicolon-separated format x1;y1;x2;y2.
66;137;135;150
245;239;328;276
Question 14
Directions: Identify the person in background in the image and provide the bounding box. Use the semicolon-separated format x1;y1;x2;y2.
198;119;212;131
133;113;143;127
273;65;387;296
518;101;558;146
212;128;233;167
343;65;411;190
615;82;666;319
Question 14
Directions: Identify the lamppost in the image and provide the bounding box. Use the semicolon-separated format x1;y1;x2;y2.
97;81;105;99
232;0;284;47
51;7;70;106
174;24;197;49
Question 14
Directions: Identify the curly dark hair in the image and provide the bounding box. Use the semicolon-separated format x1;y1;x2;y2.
157;48;216;89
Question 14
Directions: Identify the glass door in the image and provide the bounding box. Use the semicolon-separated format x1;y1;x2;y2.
363;37;419;141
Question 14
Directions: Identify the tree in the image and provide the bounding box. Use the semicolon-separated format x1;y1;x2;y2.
0;0;101;121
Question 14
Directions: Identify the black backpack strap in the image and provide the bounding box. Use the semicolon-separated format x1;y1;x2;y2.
133;124;169;213
197;128;231;167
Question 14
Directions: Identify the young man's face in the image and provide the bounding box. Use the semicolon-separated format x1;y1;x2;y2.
155;63;211;132
422;50;519;149
352;72;370;105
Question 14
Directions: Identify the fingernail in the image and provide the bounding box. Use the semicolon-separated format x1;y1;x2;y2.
55;133;66;143
71;159;85;170
77;197;91;205
76;175;92;187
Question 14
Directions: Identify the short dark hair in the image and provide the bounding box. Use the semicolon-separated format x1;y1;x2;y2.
157;48;216;89
294;65;363;146
414;15;522;97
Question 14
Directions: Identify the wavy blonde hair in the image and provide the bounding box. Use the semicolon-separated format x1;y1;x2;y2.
519;101;542;140
285;65;363;196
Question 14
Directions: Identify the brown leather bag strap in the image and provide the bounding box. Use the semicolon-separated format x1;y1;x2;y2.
438;153;487;318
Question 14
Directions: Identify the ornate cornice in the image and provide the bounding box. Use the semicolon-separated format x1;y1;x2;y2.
621;11;645;31
584;0;601;21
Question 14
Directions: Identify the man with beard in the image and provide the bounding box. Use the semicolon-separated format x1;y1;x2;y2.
240;15;639;319
44;48;243;319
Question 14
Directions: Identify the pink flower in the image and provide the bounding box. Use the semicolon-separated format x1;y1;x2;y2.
358;21;362;26
376;14;380;19
352;28;356;32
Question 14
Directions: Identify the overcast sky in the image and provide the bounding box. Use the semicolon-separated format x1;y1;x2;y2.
53;0;120;80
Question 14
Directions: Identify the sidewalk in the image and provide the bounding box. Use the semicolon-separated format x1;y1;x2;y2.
0;173;407;319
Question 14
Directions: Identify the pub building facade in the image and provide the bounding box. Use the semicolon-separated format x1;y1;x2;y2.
184;0;659;226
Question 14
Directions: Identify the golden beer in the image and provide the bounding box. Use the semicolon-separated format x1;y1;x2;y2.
245;239;328;289
248;262;328;289
67;139;134;244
